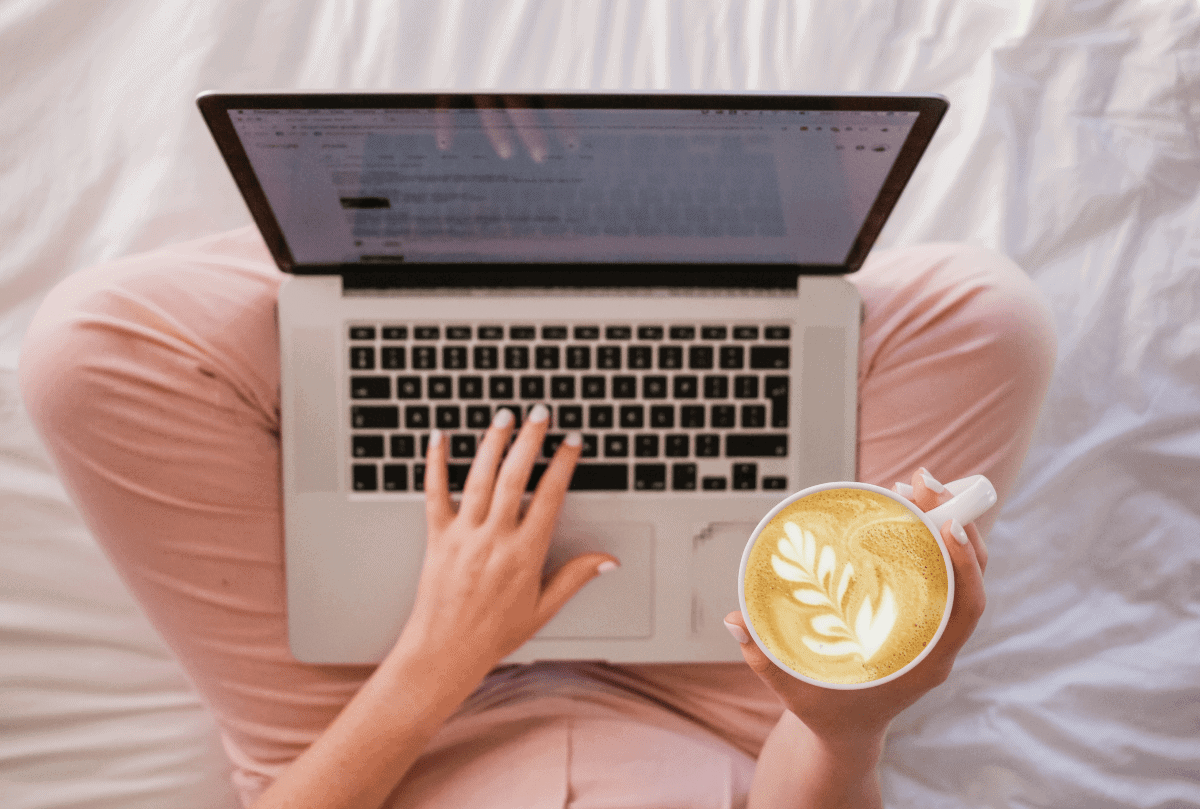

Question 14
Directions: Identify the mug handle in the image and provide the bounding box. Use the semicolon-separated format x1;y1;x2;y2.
923;475;998;531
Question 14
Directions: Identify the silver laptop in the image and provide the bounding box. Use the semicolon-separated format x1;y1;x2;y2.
197;91;948;665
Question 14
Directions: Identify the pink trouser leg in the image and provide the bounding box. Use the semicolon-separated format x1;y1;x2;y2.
18;229;1055;799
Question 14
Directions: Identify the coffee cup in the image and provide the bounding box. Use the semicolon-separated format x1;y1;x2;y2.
738;475;996;689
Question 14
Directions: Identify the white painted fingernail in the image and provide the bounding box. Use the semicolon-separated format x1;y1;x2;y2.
921;471;945;493
493;408;514;427
529;404;549;423
724;619;750;645
596;560;619;574
564;431;582;447
428;429;442;448
950;519;969;545
893;481;914;499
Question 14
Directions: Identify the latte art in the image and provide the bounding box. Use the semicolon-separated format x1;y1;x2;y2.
744;489;949;685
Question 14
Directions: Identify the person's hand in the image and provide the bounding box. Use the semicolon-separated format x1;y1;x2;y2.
397;405;618;679
723;467;988;745
434;95;580;163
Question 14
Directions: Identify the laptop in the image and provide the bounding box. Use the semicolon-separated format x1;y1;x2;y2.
196;91;948;665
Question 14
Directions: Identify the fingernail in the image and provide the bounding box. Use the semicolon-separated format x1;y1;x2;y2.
950;519;969;545
529;404;549;423
428;429;442;448
920;470;945;493
493;408;514;428
497;143;513;160
724;619;750;645
893;481;914;499
564;431;582;447
596;560;619;574
530;145;546;163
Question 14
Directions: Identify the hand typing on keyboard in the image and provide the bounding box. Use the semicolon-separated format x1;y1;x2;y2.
434;94;580;163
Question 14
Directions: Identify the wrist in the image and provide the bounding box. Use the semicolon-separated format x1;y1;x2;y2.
378;628;493;723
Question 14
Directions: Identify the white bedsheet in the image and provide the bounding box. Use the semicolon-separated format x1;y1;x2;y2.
3;1;1199;807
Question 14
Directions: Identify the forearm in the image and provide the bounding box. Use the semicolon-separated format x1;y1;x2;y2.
748;711;886;809
249;639;491;809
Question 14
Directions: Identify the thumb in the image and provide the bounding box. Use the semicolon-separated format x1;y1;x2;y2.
534;553;619;628
724;611;804;698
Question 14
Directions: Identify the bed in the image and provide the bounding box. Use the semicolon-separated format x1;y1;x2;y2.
3;1;1199;807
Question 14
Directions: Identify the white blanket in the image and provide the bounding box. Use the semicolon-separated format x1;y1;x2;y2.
3;1;1199;807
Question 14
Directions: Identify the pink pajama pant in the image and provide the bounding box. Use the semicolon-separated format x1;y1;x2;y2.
19;228;1056;807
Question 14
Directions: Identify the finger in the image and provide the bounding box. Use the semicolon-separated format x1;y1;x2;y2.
434;96;454;152
475;95;513;159
533;552;619;629
503;97;548;163
489;404;551;526
933;519;987;656
910;467;950;513
966;522;988;575
423;429;455;530
723;611;817;703
521;432;582;549
458;408;515;524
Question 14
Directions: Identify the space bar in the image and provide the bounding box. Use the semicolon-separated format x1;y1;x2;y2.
569;464;629;491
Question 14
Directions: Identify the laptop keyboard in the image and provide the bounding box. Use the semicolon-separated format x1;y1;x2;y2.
346;322;791;493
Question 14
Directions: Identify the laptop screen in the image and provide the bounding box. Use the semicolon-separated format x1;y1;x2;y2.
200;93;946;277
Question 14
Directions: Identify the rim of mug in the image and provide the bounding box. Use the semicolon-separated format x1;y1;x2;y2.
737;480;957;691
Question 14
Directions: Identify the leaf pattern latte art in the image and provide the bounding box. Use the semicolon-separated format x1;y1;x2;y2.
770;521;897;661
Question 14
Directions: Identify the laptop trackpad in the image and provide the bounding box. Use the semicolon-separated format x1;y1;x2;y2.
535;522;653;640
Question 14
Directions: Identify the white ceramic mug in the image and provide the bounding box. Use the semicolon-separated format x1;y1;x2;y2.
738;475;997;689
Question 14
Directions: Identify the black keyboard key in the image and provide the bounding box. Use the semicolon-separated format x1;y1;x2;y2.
519;376;545;399
450;434;476;458
628;346;652;369
504;346;530;369
350;346;375;370
436;405;461;429
733;326;759;340
558;405;583;429
581;434;599;458
352;434;385;458
635;434;659;457
670;326;696;340
665;434;689;457
352;464;378;490
570;464;630;491
750;346;790;369
620;405;645;428
566;345;591;369
550;376;575;399
702;476;727;490
613;376;637;398
381;346;406;369
350;376;390;399
428;376;453;399
382;326;407;340
589;405;614;429
542;326;568;340
382;464;408;491
597;346;622;369
637;325;664;340
650;405;674;428
474;346;499;370
446;326;471;340
526;463;547;491
762;476;787;490
420;434;431;457
391;435;415;458
765;375;789;427
658;345;683;369
634;463;666;490
741;405;767;428
688;345;714;369
442;346;468;370
680;405;705;428
733;463;757;490
489;376;514;399
574;326;600;340
414;464;425;491
396;376;421;399
604;434;629;457
712;405;736;428
726;434;787;457
765;326;790;340
447;463;471;492
478;325;503;340
672;463;697;490
696;434;720;457
734;375;759;398
352;406;399;429
466;405;491;429
510;326;536;340
459;376;484;399
405;405;430;429
704;376;728;398
581;376;606;398
642;376;668;398
414;326;440;340
543;434;565;458
719;345;744;369
535;346;560;369
412;346;436;369
673;375;698;398
701;326;727;340
350;326;376;340
606;326;632;340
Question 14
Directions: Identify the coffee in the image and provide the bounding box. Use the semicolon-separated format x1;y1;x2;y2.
743;488;949;686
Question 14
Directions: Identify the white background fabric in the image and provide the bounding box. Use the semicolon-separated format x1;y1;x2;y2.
3;1;1199;807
